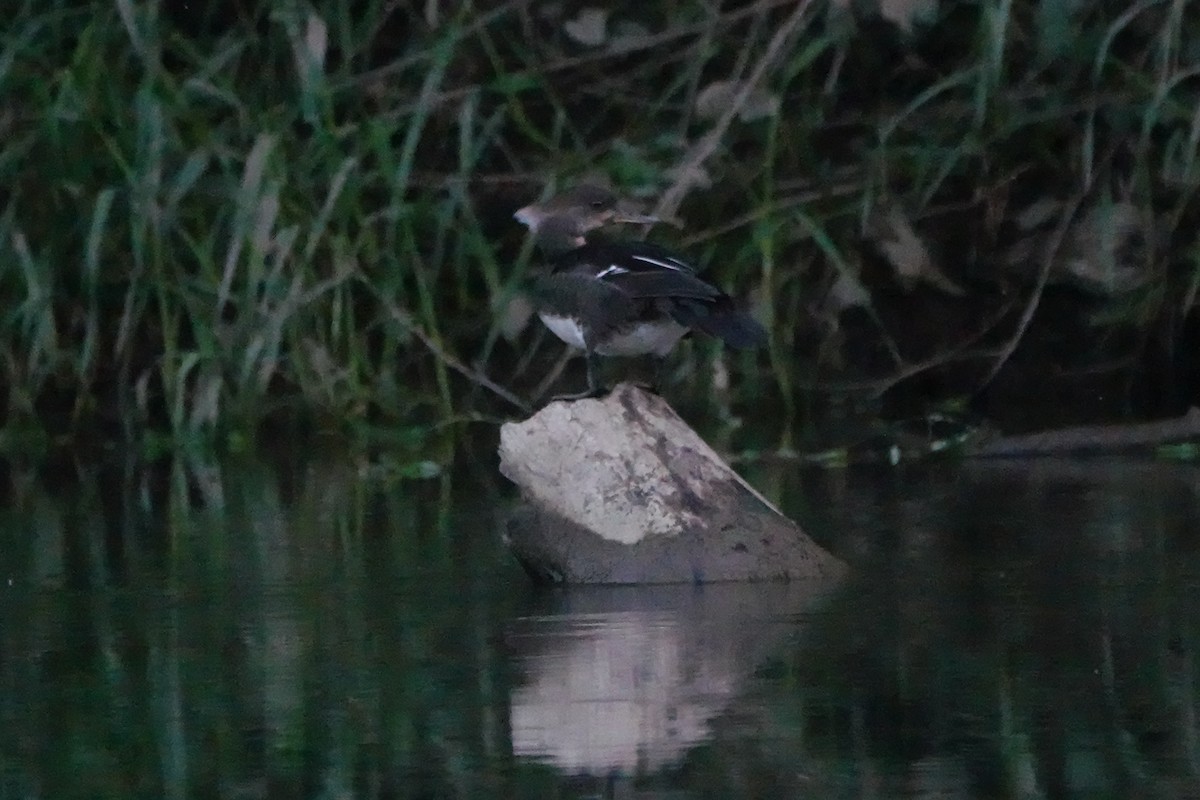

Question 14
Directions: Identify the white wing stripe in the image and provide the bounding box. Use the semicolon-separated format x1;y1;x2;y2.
595;265;628;279
630;254;690;271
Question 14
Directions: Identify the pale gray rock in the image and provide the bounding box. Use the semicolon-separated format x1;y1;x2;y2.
499;383;845;584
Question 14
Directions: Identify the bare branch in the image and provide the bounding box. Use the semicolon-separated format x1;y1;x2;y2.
978;192;1085;389
654;0;818;221
378;296;532;414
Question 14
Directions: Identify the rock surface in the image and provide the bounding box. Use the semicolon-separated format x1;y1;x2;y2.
498;383;844;584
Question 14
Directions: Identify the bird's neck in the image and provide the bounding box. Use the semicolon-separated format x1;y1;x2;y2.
531;216;587;256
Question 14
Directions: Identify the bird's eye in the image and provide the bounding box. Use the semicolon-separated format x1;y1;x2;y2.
590;199;607;209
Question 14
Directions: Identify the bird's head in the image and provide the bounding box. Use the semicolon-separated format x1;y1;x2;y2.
514;185;659;245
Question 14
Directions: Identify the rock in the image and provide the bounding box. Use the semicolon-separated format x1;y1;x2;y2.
498;383;845;584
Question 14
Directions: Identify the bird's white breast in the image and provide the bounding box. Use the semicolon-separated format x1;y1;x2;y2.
538;313;588;350
538;314;688;357
597;321;688;357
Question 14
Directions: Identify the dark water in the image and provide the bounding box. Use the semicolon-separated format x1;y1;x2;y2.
2;454;1199;799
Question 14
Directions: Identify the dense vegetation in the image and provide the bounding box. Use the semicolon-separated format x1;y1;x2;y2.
5;0;1200;451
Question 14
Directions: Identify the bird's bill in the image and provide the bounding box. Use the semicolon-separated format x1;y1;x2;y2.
513;200;661;232
610;210;660;225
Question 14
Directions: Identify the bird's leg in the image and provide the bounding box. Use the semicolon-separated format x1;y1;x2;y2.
649;355;669;395
629;355;668;395
552;351;607;401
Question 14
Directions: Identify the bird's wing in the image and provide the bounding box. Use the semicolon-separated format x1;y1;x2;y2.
601;268;723;300
550;241;719;300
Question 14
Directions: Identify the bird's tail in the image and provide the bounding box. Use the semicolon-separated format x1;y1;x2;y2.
697;309;767;349
669;298;767;349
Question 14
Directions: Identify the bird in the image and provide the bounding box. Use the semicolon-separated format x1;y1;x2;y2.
513;184;767;400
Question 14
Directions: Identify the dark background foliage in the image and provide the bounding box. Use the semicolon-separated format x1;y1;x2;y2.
4;0;1199;450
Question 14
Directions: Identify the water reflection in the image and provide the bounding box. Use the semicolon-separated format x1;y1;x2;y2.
0;454;1198;798
508;582;833;774
778;457;1200;799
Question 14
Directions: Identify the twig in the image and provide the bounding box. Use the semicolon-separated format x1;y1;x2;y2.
973;111;1127;389
378;296;532;414
804;347;1008;395
795;297;1018;396
341;0;528;90
977;191;1086;389
531;348;574;401
679;182;861;247
869;300;1019;398
654;0;818;221
346;0;800;103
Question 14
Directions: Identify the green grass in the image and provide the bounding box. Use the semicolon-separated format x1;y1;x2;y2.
2;1;1200;453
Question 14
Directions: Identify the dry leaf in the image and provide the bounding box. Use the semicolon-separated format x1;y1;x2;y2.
608;20;651;51
694;81;735;119
496;292;535;341
695;80;780;123
1001;198;1059;278
536;1;563;21
739;92;780;122
304;13;327;71
1062;202;1146;294
875;207;927;280
826;270;871;312
563;8;608;46
664;162;712;191
1004;199;1149;295
869;205;964;295
1013;197;1060;230
879;0;937;33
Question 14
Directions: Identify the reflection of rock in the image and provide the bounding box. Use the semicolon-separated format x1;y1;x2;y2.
507;581;835;773
500;384;844;583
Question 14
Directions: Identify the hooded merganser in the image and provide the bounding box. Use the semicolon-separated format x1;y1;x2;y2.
514;185;767;399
